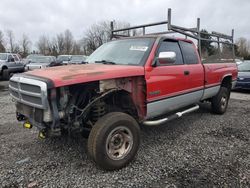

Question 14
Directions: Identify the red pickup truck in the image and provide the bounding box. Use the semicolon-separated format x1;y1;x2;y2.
9;9;237;170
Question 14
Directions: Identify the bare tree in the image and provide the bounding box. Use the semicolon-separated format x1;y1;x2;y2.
6;30;14;52
64;29;74;54
236;37;250;58
37;35;51;55
72;41;81;55
6;30;20;53
50;37;59;56
56;33;65;55
20;34;31;57
82;20;131;55
0;30;5;52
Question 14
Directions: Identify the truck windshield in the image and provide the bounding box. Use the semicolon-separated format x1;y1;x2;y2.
0;53;7;60
87;38;154;65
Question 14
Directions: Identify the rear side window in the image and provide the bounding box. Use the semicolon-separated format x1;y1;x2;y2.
180;41;199;64
157;40;184;65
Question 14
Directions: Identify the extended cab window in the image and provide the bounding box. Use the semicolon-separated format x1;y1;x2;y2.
179;41;199;64
157;40;183;65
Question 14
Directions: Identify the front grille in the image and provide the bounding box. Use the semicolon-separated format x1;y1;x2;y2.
9;76;48;109
20;83;41;93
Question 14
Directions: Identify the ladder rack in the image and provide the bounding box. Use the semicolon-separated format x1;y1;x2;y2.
110;8;235;57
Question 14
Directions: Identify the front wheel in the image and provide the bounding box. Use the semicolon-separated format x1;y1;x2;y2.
2;69;10;80
211;87;230;114
87;112;140;170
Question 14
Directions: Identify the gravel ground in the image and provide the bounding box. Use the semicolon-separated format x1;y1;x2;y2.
0;81;250;188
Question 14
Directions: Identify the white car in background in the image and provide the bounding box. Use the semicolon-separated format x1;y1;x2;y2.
25;56;57;71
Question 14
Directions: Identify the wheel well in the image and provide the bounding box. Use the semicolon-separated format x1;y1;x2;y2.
104;90;139;120
221;76;232;90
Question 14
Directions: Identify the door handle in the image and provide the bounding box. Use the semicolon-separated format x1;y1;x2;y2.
184;70;190;75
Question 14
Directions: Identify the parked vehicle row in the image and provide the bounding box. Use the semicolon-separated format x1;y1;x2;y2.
23;54;88;72
25;55;88;71
25;56;60;71
0;53;88;80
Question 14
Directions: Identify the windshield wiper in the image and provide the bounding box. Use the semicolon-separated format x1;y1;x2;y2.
95;60;116;65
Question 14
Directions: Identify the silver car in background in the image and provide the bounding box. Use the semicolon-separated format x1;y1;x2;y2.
25;56;57;71
69;55;88;64
0;53;24;80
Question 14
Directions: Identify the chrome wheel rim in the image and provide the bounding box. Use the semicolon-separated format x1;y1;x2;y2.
221;96;227;109
106;126;133;160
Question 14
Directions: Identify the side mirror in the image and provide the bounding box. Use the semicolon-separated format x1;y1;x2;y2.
156;52;176;65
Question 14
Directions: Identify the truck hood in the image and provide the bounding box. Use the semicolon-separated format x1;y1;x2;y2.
26;64;145;87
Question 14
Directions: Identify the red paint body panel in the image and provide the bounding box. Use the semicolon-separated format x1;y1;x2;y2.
26;64;144;87
144;39;237;103
203;63;238;87
185;64;205;91
145;65;188;102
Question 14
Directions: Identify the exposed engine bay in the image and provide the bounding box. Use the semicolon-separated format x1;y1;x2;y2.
15;77;145;137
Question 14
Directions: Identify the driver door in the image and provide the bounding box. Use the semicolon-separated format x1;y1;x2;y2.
145;39;188;118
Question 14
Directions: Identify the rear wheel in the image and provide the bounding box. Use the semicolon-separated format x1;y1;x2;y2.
87;112;140;170
211;87;230;114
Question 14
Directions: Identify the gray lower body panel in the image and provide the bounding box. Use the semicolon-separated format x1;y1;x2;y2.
147;90;203;119
201;86;220;100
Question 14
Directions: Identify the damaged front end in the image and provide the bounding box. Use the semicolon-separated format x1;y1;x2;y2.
9;74;145;138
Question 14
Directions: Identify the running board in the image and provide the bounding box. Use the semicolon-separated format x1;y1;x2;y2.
143;105;199;126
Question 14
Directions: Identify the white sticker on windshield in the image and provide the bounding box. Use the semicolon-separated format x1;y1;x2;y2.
129;46;148;52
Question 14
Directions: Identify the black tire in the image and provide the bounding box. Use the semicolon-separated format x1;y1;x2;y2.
2;69;10;80
87;112;140;170
211;87;230;114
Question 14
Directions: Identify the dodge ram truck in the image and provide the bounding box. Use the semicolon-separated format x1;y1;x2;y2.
9;9;237;170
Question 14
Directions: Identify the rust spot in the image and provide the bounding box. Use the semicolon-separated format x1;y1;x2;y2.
68;66;95;72
62;71;104;80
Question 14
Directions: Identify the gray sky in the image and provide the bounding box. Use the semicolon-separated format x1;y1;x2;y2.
0;0;249;49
